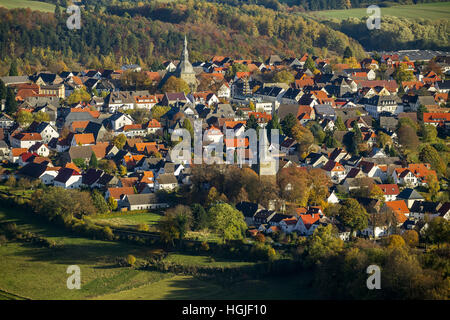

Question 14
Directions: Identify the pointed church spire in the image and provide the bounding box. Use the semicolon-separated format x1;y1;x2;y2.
183;35;189;61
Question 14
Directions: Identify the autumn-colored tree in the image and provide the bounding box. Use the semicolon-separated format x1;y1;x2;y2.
126;254;136;267
119;165;127;176
108;197;118;211
427;174;440;201
16;110;33;126
33;111;50;123
402;230;419;248
273;70;294;85
306;225;343;264
338;199;369;235
206;186;219;206
419;144;445;176
162;76;190;94
386;235;406;249
277;167;309;206
113;134;127;149
369;185;385;205
394;63;415;83
397;125;419;150
308;168;331;206
377;131;392;148
66;88;91;104
291;123;314;156
151;105;171;121
255;233;266;243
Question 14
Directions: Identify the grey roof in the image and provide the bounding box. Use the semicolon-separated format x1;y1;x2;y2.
68;146;93;160
107;91;135;104
379;116;398;130
314;104;336;117
397;188;425;200
0;76;30;85
126;193;161;206
65;112;95;125
377;50;449;62
157;173;178;185
417;96;437;106
214;104;234;118
362;94;400;106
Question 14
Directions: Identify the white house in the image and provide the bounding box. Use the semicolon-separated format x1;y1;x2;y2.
28;143;50;157
392;169;418;187
154;173;178;191
11;133;43;149
322;160;347;183
124;193;169;211
32;122;59;143
108;113;135;131
134;95;158;110
363;95;403;119
53;168;82;189
378;184;400;202
0;113;14;129
217;83;231;98
295;214;321;236
40;167;60;185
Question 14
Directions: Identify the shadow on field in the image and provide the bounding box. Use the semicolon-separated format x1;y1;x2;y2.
10;241;146;266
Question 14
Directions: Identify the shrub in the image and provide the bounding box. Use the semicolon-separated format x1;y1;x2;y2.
137;223;150;232
126;254;136;267
201;241;210;252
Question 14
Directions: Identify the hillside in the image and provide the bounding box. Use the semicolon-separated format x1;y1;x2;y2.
311;2;450;51
0;0;366;75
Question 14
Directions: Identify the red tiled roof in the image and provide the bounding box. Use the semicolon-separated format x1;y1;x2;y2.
107;187;135;199
299;214;320;229
378;184;400;196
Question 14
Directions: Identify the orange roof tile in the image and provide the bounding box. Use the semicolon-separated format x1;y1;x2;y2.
107;187;135;199
386;200;410;215
73;133;95;145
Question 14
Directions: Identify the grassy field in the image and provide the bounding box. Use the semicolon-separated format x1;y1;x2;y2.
312;2;450;20
92;212;163;228
0;205;317;299
94;273;316;300
0;0;55;12
163;253;256;268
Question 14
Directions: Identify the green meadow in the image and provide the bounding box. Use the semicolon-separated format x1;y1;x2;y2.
0;206;317;300
0;0;55;12
312;2;450;20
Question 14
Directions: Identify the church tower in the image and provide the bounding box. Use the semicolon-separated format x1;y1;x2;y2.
175;36;197;92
